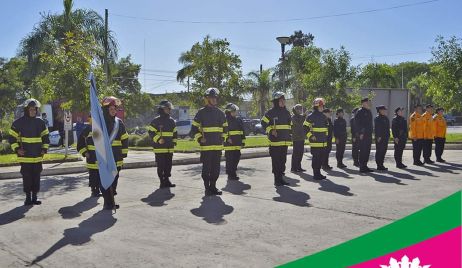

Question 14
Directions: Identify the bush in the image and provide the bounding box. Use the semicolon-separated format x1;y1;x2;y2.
135;133;152;147
0;142;13;155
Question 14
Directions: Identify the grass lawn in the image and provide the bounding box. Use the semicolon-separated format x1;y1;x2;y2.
446;133;462;143
0;153;78;165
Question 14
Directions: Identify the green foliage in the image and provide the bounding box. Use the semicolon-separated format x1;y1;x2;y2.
0;57;28;117
357;63;397;88
245;69;272;117
0;142;13;155
176;36;244;107
288;30;314;48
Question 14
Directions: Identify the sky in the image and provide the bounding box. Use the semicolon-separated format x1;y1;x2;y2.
0;0;461;94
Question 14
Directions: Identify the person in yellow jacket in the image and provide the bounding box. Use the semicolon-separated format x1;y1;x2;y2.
422;104;435;164
409;104;425;166
433;107;447;163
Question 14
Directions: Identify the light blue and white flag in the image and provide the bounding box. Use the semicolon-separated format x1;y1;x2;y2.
89;73;118;190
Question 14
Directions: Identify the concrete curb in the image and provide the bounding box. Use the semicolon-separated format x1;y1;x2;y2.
1;144;461;180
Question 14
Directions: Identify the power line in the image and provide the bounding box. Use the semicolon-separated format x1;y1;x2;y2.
112;0;438;24
351;51;431;60
139;73;177;78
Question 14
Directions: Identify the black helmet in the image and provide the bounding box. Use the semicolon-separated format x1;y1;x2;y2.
204;87;219;97
159;100;173;109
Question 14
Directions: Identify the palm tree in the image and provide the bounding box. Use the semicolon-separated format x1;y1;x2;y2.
247;69;272;117
20;0;118;79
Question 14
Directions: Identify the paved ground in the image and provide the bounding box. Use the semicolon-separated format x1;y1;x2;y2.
0;150;461;268
447;126;462;133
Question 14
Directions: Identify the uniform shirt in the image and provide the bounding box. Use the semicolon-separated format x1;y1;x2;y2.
392;115;408;141
326;117;333;145
148;113;177;154
291;113;306;142
355;107;373;137
422;112;435;140
304;109;328;148
350;116;358;140
409;112;425;140
333;117;347;140
190;105;227;151
9;115;50;163
261;106;292;146
224;115;246;151
433;114;447;138
374;114;390;142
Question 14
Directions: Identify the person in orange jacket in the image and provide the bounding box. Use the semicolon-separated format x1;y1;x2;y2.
422;104;435;164
433;107;447;163
409;104;425;166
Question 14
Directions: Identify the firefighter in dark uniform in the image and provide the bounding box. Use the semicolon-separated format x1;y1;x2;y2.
291;104;306;173
356;98;374;173
391;107;408;168
100;96;129;210
148;100;177;188
322;108;333;170
190;88;228;196
350;108;360;167
333;108;347;168
77;118;103;197
9;99;50;206
374;105;390;171
224;103;246;180
304;98;328;180
261;92;292;186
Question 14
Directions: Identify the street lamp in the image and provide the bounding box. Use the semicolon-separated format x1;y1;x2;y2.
276;36;290;91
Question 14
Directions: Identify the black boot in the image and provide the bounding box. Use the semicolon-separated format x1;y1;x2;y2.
210;181;222;195
159;177;168;188
24;192;33;206
280;176;290;186
274;176;284;186
337;162;347;168
32;192;42;205
165;177;176;187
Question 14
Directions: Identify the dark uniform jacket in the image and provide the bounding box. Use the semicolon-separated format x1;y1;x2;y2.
190;106;227;151
350;115;358;140
291;114;306;142
224;115;246;151
77;118;129;169
326;117;333;146
333;117;347;140
261;106;292;146
374;114;390;142
355;108;373;138
9;115;50;163
304;109;328;148
392;115;408;141
148;113;177;154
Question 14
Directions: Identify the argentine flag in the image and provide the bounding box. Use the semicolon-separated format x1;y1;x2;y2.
89;73;118;190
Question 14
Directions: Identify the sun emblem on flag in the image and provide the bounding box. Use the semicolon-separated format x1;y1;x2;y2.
380;255;430;268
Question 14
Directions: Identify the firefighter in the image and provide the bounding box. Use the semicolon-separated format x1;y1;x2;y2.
224;103;246;180
99;96;129;210
422;104;435;164
77;116;103;197
322;108;333;170
433;107;447;163
392;107;408;169
355;98;374;173
304;98;328;180
350;108;360;167
291;104;306;172
374;105;390;171
190;88;228;196
333;108;347;168
148;100;177;188
9;99;50;206
261;92;292;186
409;104;425;166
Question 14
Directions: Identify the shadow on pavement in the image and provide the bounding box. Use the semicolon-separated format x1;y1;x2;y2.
58;197;100;219
0;205;32;226
190;196;234;225
403;167;435;177
387;170;419;180
318;179;354;196
141;188;175;207
325;169;353;179
273;186;310;207
222;180;251;195
29;210;117;266
368;172;407;185
422;163;458;174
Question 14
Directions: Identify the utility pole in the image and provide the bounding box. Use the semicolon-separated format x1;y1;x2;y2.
144;39;146;91
187;76;190;93
401;66;404;88
104;9;109;90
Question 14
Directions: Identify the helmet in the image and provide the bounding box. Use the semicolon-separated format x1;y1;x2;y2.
23;98;41;108
159;100;173;110
101;96;122;107
225;103;239;112
204;87;219;97
292;104;303;115
313;97;325;107
272;91;285;100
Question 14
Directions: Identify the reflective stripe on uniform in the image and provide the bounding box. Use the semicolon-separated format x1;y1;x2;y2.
40;129;49;137
153;135;161;143
87;145;96;150
306;132;313;138
79;147;88;155
229;130;243;135
121;133;129;140
11;143;19;150
17;157;43;163
200;145;223;151
303;121;312;127
116;161;123;167
9;129;19;138
147;125;158;132
112;140;122;146
261;116;270;124
153;148;174;153
224;146;242;151
310;142;326;148
20;137;42;143
265;124;291;133
158;132;174;137
42;144;50;149
223;122;228;127
192;120;201;127
202;127;223;132
269;141;292;146
122;148;128;154
194;133;202;140
312;127;328;132
86;163;99;169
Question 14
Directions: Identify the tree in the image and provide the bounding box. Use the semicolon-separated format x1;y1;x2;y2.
0;57;28;118
392;61;430;88
245;68;272;117
425;36;462;111
288;30;314;48
20;0;118;82
176;36;244;107
408;73;432;107
357;63;398;88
